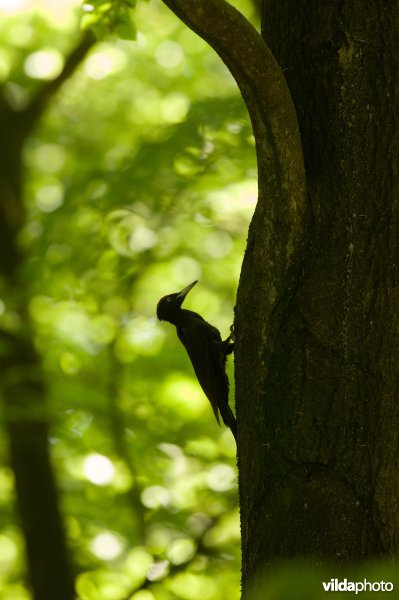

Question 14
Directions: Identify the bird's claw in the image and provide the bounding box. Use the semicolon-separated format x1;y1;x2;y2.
222;324;235;356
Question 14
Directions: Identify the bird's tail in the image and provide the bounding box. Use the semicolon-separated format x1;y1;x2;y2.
219;401;237;442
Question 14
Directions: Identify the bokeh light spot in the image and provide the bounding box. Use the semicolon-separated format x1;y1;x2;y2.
207;463;236;491
59;352;81;375
167;538;195;565
203;231;233;258
162;375;207;417
0;0;28;14
90;532;123;561
155;41;184;69
84;47;127;80
129;226;158;252
115;317;165;362
24;49;63;80
170;256;201;284
35;183;64;212
30;143;66;173
0;535;18;569
147;560;169;582
160;93;189;123
83;453;115;486
141;485;171;509
90;314;116;345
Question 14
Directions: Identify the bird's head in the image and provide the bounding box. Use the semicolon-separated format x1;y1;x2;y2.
157;280;198;323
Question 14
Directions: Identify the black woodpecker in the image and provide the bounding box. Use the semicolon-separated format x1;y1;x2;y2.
157;280;237;441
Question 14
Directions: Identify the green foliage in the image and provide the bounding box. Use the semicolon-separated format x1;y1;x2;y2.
81;1;137;41
0;0;258;598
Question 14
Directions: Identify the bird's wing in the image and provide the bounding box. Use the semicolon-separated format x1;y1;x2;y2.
177;320;225;425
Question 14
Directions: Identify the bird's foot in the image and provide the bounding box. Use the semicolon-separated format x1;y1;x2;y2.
221;324;235;356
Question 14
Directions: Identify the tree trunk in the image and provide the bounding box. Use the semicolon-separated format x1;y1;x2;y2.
236;0;399;590
0;110;75;599
0;33;94;598
160;0;399;595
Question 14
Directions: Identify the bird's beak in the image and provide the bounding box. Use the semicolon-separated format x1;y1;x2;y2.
176;280;198;305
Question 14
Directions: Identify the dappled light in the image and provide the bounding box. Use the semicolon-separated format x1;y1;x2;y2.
84;46;127;80
35;183;64;212
24;48;63;79
83;453;115;486
0;0;257;598
90;532;124;561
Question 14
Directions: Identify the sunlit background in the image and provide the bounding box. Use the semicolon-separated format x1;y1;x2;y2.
0;0;257;598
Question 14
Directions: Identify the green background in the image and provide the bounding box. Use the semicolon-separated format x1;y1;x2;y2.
0;1;257;598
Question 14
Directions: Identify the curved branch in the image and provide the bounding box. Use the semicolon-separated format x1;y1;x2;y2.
25;31;96;127
161;0;307;276
161;0;291;122
160;1;310;468
161;3;305;197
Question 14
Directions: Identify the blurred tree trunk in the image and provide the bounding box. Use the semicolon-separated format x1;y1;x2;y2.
161;0;399;596
0;33;94;600
0;106;75;600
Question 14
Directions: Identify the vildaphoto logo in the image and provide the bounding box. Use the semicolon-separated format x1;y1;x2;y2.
322;579;394;594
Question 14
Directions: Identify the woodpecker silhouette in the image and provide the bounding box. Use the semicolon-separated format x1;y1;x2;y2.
157;280;237;441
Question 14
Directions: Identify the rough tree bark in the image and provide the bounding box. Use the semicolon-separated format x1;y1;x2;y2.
252;0;399;567
0;33;94;600
161;0;399;596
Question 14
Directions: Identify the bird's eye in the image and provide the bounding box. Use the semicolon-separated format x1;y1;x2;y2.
166;297;172;302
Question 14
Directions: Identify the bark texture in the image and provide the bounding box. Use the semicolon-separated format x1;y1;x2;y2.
161;0;399;595
236;0;399;590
